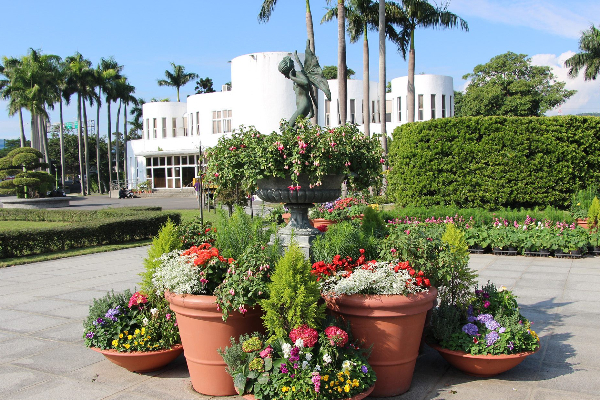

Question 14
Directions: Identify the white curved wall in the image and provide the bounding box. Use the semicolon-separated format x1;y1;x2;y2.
390;74;454;123
142;102;188;140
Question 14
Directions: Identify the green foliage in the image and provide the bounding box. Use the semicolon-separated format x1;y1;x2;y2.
213;207;275;260
389;116;600;209
571;187;599;219
321;65;355;80
361;206;386;238
588;197;600;229
311;220;379;263
140;219;182;297
439;224;477;307
458;52;576;117
0;211;181;259
260;244;325;340
0;147;53;197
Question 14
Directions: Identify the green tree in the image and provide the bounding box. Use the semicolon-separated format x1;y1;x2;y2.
321;65;356;80
459;52;576;117
0;57;27;147
389;0;468;122
0;147;53;197
157;62;198;102
194;77;215;94
129;97;145;139
564;25;600;82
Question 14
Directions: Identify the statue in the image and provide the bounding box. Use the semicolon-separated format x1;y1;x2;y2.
279;40;331;126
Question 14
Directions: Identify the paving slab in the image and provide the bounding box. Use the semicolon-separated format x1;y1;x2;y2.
0;248;599;399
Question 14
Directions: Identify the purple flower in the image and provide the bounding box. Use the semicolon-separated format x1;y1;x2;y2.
486;331;500;346
86;332;94;339
105;306;121;322
361;365;369;374
485;319;501;331
93;317;104;326
293;363;299;370
280;363;289;374
499;327;506;334
477;314;494;324
462;323;479;336
507;341;514;351
289;346;300;362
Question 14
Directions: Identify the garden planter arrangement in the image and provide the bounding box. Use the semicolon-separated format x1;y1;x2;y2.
242;385;375;400
325;289;438;397
92;345;183;373
428;344;539;377
165;291;264;396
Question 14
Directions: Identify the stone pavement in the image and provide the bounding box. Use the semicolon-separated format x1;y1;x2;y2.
0;249;599;400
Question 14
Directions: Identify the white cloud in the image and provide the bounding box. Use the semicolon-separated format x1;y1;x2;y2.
450;0;597;39
530;51;599;115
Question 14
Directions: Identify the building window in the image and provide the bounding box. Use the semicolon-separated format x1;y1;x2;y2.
153;118;157;138
213;111;222;133
397;97;401;122
196;111;200;135
325;100;331;126
442;95;446;118
418;95;424;121
183;117;188;136
211;110;232;134
223;110;232;133
146;118;150;139
371;100;380;123
162;118;167;138
337;100;341;125
171;118;176;136
431;94;436;120
350;99;356;124
385;99;392;123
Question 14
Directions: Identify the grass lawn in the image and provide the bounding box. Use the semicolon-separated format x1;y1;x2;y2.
176;209;219;224
0;220;70;230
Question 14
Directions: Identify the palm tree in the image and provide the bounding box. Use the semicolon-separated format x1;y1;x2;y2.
0;56;27;147
65;52;96;195
99;57;124;189
378;0;386;155
389;0;468;122
259;0;319;124
157;63;197;102
119;80;137;184
336;0;348;125
565;25;600;85
129;97;145;138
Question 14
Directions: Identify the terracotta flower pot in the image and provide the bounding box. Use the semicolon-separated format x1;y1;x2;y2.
576;218;588;230
310;218;337;228
165;291;264;396
91;344;183;373
242;384;374;400
282;213;291;224
429;343;539;377
325;288;438;397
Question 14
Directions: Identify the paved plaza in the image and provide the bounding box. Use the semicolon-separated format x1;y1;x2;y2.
0;247;599;399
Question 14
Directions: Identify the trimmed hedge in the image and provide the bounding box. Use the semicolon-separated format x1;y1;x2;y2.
0;211;181;258
389;116;600;209
0;206;164;222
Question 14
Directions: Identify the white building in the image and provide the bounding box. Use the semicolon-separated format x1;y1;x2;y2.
127;51;454;190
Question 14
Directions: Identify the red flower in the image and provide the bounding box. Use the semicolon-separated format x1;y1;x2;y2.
128;291;148;309
324;326;349;347
289;325;319;348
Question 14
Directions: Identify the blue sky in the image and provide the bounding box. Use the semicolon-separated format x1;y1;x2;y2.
1;0;598;140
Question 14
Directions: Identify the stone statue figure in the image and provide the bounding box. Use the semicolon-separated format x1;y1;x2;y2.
279;40;331;126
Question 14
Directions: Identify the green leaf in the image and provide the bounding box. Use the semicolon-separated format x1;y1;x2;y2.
257;372;270;384
234;373;247;395
264;356;272;371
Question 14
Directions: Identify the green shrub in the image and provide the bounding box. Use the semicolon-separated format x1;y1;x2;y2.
260;244;325;340
389;116;600;209
311;220;378;263
587;197;600;228
438;224;477;307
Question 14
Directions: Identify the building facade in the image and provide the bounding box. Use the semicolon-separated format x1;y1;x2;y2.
127;52;454;189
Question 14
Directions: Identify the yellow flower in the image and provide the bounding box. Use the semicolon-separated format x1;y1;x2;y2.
281;387;289;393
291;386;295;392
141;327;146;335
119;334;123;339
330;382;334;387
344;384;350;393
134;329;140;335
112;340;119;347
134;341;138;346
337;387;342;393
323;375;329;382
124;331;128;335
124;344;130;349
128;335;133;340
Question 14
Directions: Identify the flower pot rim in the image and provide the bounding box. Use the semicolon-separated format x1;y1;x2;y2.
427;342;540;359
91;343;183;355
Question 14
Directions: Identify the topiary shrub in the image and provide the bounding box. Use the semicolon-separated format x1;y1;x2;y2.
260;243;325;340
0;147;53;198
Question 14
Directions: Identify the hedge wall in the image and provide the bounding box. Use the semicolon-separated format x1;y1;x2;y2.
388;116;600;209
0;211;181;258
0;206;164;222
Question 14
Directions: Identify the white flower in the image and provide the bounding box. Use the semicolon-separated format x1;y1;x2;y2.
142;318;149;326
150;308;158;316
342;360;351;371
323;353;332;364
305;353;313;361
302;360;309;369
282;343;292;359
295;338;305;349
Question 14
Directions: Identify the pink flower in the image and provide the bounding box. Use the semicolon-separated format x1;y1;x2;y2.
289;325;319;348
259;346;273;358
214;173;219;177
230;289;235;296
484;301;491;308
166;313;171;320
324;326;348;347
390;248;397;254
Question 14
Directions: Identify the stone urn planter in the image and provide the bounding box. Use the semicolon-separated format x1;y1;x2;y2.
165;291;264;396
324;288;438;397
428;343;539;377
91;345;183;373
256;174;345;257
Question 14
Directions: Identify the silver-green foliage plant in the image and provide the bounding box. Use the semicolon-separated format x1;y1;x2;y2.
260;244;325;340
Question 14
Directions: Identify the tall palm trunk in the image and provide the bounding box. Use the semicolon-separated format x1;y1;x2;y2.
18;109;26;147
40;114;50;171
379;0;388;156
96;89;102;193
59;98;65;187
363;27;370;137
107;102;113;189
82;100;91;194
77;95;86;196
337;0;347;125
407;31;415;123
306;0;318;125
123;102;128;185
30;113;38;150
115;100;121;184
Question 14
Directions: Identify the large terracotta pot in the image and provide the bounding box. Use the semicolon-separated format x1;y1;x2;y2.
242;385;374;400
91;344;183;373
310;218;337;228
429;343;539;377
576;218;588;230
165;291;264;396
325;288;438;397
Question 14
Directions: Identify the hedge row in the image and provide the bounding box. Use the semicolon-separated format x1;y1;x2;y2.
0;206;163;222
0;211;181;258
388;116;600;209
